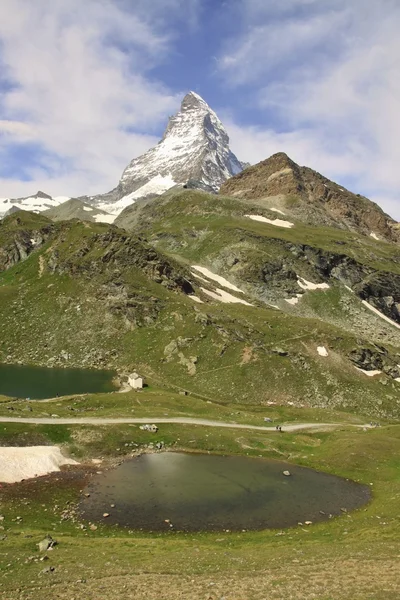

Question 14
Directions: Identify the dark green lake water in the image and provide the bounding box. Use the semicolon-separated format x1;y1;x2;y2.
0;363;117;399
80;452;371;531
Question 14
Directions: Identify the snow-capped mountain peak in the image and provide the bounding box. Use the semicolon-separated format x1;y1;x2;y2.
92;91;246;214
1;92;247;221
0;191;71;218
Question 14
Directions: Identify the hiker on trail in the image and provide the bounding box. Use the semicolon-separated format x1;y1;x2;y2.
279;426;282;432
276;425;279;431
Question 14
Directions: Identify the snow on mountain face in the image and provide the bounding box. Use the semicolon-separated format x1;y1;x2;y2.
1;92;245;220
92;91;245;215
97;174;177;215
0;192;71;218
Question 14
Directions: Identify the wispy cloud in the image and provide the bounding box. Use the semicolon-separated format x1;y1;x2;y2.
218;0;400;217
0;0;199;197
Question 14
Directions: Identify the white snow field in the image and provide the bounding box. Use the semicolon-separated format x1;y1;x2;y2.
285;296;301;305
93;213;116;224
270;208;286;215
297;277;330;291
192;266;243;292
370;232;379;241
188;295;204;303
201;287;253;306
0;194;70;217
317;346;329;357
191;272;209;284
245;214;294;228
98;174;177;215
355;367;382;377
362;300;400;331
0;446;78;483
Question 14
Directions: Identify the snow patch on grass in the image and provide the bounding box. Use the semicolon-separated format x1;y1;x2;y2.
93;214;116;224
298;277;330;291
285;295;302;305
192;266;243;292
362;300;400;330
370;232;380;241
0;446;78;483
355;367;382;377
317;346;329;357
188;295;203;304
201;287;252;306
191;272;209;284
245;214;294;228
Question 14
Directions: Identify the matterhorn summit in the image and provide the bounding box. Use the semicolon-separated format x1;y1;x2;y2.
89;91;246;215
1;92;246;221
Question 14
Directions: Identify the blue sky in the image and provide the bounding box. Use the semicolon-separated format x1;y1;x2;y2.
0;0;399;217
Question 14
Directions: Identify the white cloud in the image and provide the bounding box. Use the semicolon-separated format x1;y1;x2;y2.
0;120;35;138
218;0;400;218
0;0;198;198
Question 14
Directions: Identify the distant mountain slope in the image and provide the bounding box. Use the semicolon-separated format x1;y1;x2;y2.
43;198;114;224
80;91;246;215
0;191;70;219
220;152;400;242
115;187;400;348
1;210;400;418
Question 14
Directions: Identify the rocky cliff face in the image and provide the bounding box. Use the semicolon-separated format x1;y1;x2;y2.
84;92;245;216
0;212;54;272
220;152;400;242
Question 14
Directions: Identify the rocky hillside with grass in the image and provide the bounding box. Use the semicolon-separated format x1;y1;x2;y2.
1;208;400;419
220;152;400;242
115;187;400;337
43;198;114;224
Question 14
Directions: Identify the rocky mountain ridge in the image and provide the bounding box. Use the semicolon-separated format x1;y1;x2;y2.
43;198;114;224
0;191;71;219
77;91;246;215
220;152;400;242
1;209;400;418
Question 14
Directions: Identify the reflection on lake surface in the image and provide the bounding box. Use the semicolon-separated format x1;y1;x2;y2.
0;363;117;399
81;452;371;531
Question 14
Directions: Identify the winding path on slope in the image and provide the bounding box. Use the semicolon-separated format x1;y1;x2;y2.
0;416;374;432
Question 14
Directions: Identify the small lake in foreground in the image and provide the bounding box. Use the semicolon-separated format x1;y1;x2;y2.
0;363;117;399
80;452;371;531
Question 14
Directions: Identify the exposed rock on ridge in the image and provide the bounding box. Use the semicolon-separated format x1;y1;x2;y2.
220;152;400;242
83;91;245;215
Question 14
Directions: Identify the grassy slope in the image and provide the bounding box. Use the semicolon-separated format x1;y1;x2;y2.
1;216;400;418
125;189;400;274
0;420;399;599
120;190;400;349
0;209;399;599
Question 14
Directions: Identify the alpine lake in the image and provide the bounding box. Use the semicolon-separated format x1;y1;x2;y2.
80;451;371;532
0;363;117;399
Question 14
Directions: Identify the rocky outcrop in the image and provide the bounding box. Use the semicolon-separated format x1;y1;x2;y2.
220;152;400;242
43;198;113;224
349;346;400;378
0;214;54;272
79;92;245;215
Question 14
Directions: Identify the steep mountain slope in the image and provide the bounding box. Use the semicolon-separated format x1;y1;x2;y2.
0;211;55;271
2;209;400;419
220;152;400;242
0;191;70;218
43;198;114;224
115;187;400;357
81;91;245;215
